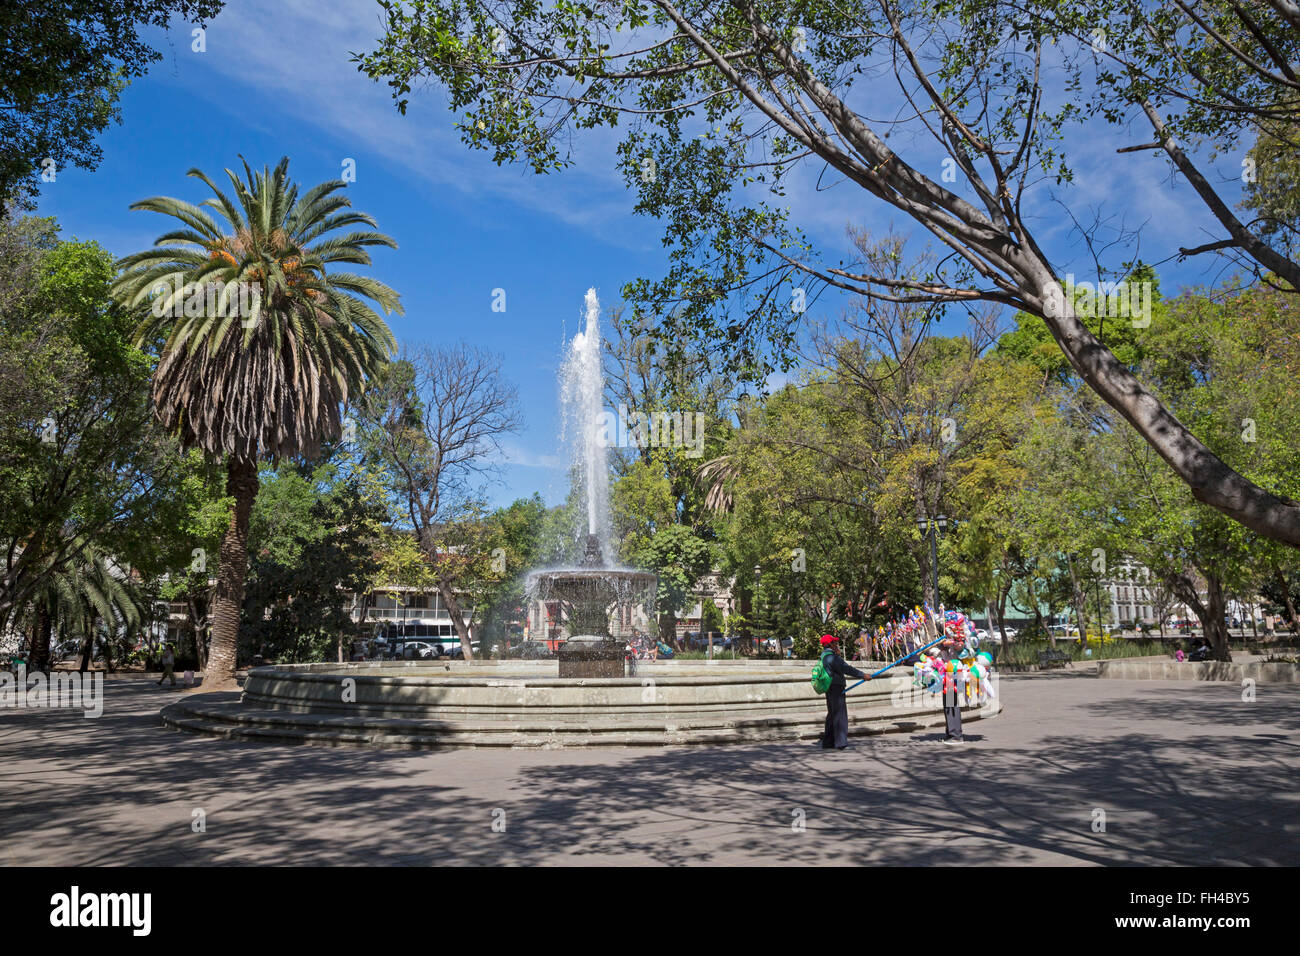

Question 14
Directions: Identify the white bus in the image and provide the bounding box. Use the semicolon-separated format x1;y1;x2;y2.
373;621;470;658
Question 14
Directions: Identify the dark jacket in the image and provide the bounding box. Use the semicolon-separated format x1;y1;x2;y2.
822;648;866;691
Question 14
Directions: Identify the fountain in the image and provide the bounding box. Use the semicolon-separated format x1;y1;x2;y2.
158;289;1000;749
528;289;657;677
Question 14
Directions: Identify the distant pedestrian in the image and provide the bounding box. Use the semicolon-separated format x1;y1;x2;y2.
1174;646;1185;663
815;635;869;750
156;642;177;688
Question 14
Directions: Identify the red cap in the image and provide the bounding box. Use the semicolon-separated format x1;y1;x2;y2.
820;635;837;645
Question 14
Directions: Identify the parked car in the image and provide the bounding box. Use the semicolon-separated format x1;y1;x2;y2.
687;633;731;650
400;640;439;660
506;641;554;659
439;641;481;659
52;637;115;661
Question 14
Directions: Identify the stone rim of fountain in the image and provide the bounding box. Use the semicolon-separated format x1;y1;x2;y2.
161;659;1002;749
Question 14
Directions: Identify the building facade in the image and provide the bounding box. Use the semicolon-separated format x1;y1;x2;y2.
352;586;474;641
1098;559;1262;629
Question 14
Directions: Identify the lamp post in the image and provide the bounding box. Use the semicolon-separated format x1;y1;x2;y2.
917;514;949;608
1095;577;1106;642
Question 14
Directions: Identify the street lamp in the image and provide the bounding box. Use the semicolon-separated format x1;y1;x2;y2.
1095;577;1106;642
917;514;950;608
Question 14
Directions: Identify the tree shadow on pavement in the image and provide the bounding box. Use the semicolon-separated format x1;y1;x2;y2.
0;677;1295;866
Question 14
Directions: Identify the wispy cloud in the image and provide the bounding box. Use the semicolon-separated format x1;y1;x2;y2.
162;5;1258;296
498;440;565;471
168;0;647;245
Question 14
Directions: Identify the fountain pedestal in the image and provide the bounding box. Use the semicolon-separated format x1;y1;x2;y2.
557;635;626;679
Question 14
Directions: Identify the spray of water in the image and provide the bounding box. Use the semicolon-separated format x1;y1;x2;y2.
560;288;611;561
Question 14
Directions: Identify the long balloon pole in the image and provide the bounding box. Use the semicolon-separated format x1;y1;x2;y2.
844;635;947;694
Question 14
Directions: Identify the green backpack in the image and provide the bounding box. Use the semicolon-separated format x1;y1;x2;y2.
811;651;834;694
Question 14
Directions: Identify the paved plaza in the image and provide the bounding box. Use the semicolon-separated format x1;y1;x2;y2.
1;671;1297;866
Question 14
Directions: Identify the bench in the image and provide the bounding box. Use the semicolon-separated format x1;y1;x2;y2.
1038;650;1071;669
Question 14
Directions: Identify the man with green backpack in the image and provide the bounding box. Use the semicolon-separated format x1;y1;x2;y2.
812;634;869;749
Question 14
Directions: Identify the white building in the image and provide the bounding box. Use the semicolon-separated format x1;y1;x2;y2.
1101;560;1161;626
352;586;474;642
1099;559;1262;629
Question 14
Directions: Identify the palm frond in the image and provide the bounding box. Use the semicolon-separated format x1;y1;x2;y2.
115;157;402;463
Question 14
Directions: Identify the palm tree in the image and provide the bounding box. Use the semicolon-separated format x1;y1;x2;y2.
695;453;738;515
22;540;146;671
113;157;400;689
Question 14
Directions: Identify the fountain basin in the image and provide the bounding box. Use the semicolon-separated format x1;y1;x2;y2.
159;660;1000;748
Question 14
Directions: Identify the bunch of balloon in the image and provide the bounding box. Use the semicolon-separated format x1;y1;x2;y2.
910;609;997;706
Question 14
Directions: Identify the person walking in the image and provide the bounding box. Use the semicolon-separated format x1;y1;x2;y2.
817;635;869;750
156;642;177;688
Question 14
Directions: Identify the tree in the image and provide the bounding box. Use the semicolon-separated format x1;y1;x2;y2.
112;157;401;688
360;0;1300;547
715;371;919;652
1243;120;1300;266
1012;280;1300;660
984;1;1300;287
0;216;62;427
475;494;556;649
635;523;715;647
1259;569;1300;635
808;236;1008;609
357;345;521;660
1130;281;1300;657
943;348;1045;643
34;540;148;673
243;469;387;665
0;225;186;663
154;452;230;672
0;0;225;206
602;300;734;646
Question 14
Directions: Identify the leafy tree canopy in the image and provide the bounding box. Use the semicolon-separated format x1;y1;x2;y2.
1;0;225;205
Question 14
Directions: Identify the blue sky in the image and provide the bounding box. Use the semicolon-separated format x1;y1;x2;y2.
32;0;1253;508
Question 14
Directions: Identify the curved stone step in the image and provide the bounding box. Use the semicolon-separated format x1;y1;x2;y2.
236;688;902;720
161;695;999;749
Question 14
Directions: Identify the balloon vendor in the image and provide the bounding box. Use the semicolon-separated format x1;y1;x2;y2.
908;608;996;745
